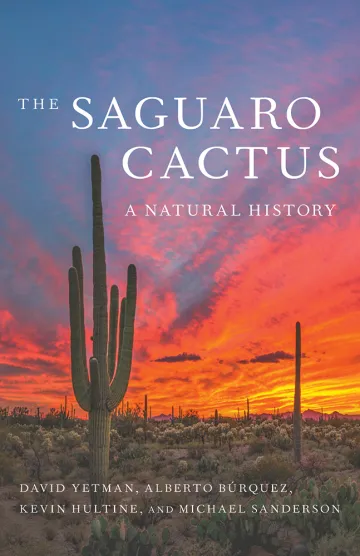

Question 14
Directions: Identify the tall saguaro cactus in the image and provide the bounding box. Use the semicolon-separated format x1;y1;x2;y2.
68;155;137;507
293;321;302;463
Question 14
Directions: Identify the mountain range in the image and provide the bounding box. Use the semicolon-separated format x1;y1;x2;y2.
151;410;360;422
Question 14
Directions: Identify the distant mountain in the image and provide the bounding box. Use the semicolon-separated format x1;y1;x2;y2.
152;413;172;422
299;409;360;421
257;409;360;421
151;409;360;422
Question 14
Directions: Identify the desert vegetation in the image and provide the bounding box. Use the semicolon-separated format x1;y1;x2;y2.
1;409;360;555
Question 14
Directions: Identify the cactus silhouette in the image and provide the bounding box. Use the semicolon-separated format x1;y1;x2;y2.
68;155;137;507
294;321;302;463
144;394;148;442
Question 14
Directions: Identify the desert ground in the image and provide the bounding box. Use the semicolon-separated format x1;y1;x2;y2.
1;409;360;556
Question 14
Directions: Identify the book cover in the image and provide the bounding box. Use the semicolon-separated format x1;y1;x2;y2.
1;2;359;555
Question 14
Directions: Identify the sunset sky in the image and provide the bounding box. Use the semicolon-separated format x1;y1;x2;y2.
1;0;360;417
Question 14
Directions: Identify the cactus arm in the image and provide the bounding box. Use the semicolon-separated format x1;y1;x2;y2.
119;296;126;354
72;246;87;370
89;357;100;408
107;264;137;410
91;154;108;371
89;357;109;409
108;285;119;381
68;267;91;412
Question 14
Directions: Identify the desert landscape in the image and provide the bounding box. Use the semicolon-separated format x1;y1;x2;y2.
1;405;360;555
3;1;360;554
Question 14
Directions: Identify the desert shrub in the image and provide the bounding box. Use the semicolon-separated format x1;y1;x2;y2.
0;424;9;447
280;478;360;544
313;526;360;556
256;454;295;483
56;453;77;477
135;427;145;441
176;460;188;476
300;452;326;477
348;447;360;468
187;445;206;460
148;453;164;473
23;429;53;482
197;454;219;474
4;433;24;456
194;496;280;555
19;430;32;448
74;444;90;467
118;443;147;461
328;419;347;429
63;430;82;449
110;428;121;445
239;455;294;486
82;516;179;556
271;432;292;451
113;415;139;438
238;460;262;485
114;442;149;475
0;452;19;485
339;445;353;459
248;437;270;455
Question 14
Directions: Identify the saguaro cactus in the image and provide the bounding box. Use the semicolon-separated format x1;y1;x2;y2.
294;321;302;463
144;394;148;421
144;394;148;442
59;395;69;428
68;155;137;507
